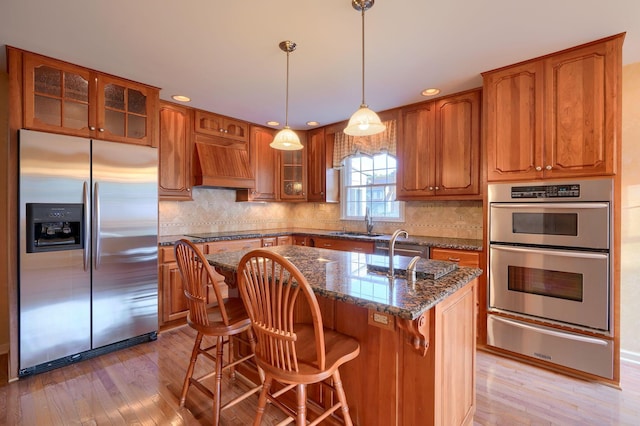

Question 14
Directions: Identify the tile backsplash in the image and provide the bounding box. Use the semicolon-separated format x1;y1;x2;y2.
159;187;483;239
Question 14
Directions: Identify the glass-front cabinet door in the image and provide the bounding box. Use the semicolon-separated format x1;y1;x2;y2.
23;54;94;138
279;147;307;201
97;75;154;146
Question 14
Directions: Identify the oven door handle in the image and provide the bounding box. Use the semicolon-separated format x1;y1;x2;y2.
490;244;608;259
491;202;609;210
490;316;609;346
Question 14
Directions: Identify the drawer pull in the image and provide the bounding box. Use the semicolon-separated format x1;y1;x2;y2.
448;257;461;262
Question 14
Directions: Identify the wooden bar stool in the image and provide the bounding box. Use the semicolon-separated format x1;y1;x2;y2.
174;239;262;425
237;249;361;426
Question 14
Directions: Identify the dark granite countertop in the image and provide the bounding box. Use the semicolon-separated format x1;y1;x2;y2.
204;245;482;321
159;227;483;251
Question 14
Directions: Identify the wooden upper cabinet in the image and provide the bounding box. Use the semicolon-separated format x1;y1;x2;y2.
398;101;436;199
159;101;192;200
398;88;481;200
483;33;623;181
22;50;158;146
544;39;620;178
194;110;248;144
307;128;339;203
236;125;278;201
435;90;481;196
483;61;544;181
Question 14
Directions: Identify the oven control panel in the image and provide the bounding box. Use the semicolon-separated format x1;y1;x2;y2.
511;184;580;199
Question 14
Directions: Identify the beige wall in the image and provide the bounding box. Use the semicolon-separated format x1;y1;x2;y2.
159;188;483;240
621;62;640;360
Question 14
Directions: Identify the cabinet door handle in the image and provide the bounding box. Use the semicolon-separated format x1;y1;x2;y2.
545;165;552;170
429;186;434;191
98;128;105;132
435;186;440;190
535;166;542;171
89;126;96;131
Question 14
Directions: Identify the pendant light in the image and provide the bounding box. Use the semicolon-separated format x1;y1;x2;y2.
344;0;386;137
270;40;304;150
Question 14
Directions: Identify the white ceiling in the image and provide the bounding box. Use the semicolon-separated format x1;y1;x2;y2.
2;0;639;131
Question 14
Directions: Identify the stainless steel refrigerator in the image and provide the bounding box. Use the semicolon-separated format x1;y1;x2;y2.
18;129;158;376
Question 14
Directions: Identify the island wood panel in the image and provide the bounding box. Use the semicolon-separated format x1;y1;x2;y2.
293;281;477;426
431;247;486;346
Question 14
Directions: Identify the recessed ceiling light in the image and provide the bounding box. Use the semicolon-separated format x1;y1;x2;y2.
171;95;191;102
421;88;440;97
266;121;280;126
306;121;319;127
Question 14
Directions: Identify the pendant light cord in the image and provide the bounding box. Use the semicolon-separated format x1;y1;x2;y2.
285;48;290;127
360;2;366;107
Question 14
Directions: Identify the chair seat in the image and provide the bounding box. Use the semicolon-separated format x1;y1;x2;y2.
256;324;360;385
187;297;251;337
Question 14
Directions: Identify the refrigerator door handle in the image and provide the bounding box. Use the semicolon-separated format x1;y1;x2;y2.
94;182;101;270
83;181;90;271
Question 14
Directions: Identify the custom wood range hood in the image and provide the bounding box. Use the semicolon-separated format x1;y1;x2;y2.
191;111;255;189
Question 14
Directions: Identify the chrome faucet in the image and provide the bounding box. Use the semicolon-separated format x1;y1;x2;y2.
388;229;409;278
364;206;374;235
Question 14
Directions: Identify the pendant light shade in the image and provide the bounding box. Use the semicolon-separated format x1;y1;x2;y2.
271;40;303;150
344;0;386;137
271;126;302;150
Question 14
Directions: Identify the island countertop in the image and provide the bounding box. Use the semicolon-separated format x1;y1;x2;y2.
205;244;482;321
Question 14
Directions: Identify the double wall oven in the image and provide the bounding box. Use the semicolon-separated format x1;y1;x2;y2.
487;179;614;379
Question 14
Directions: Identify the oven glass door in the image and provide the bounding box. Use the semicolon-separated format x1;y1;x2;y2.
490;202;609;249
489;245;609;330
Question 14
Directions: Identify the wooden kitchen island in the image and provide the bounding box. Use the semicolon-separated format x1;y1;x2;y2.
205;245;481;426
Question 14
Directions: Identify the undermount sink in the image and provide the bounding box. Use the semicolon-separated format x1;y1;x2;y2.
330;231;384;237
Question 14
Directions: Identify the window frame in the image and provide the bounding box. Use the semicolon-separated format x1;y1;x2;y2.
340;152;405;222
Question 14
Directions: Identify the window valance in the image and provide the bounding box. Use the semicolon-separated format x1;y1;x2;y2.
332;120;397;168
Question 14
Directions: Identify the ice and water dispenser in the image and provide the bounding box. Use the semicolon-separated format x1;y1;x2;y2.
26;203;84;253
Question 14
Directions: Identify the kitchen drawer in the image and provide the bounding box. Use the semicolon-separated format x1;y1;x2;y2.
204;238;262;254
311;236;374;254
430;247;480;267
160;243;204;263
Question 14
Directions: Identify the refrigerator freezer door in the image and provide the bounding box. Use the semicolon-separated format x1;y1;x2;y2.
19;129;92;369
91;140;158;348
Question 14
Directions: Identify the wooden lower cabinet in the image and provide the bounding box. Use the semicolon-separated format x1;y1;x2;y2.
292;234;310;246
158;238;262;327
276;235;292;246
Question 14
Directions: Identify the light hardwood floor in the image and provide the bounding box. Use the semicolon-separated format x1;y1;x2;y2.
0;325;638;425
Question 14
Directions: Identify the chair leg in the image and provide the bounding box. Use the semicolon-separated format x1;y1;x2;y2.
254;375;272;426
228;335;236;380
295;383;307;426
213;336;224;426
332;370;353;426
180;332;204;406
